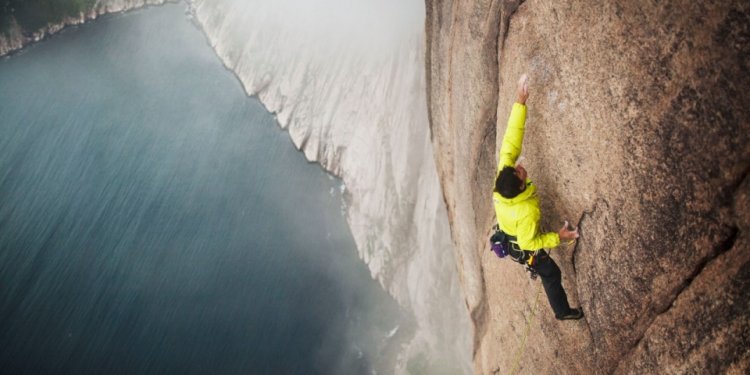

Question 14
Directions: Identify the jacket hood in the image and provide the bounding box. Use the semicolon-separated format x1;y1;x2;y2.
494;179;536;204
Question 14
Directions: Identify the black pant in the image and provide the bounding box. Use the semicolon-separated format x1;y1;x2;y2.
530;250;573;318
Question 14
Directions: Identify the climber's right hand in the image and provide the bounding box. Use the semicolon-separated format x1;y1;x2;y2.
558;220;579;242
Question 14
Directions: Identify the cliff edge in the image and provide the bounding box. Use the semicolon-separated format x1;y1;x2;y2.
425;1;749;374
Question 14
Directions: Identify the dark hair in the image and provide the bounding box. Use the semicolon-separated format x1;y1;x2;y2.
495;166;523;198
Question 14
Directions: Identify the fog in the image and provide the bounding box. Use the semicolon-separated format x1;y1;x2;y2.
1;0;473;372
190;0;473;374
0;4;416;374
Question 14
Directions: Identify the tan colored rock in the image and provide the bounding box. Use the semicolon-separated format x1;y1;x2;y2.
426;0;750;373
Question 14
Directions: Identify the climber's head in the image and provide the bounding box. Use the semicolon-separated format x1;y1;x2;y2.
495;165;527;198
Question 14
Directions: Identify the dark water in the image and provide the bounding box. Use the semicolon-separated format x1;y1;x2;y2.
0;4;410;374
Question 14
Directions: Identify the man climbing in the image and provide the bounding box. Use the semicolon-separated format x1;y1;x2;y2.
493;74;584;320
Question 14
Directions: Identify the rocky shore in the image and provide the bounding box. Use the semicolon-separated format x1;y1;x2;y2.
1;0;171;57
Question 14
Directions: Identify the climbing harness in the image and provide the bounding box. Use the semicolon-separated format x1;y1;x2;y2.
488;225;539;266
508;281;543;375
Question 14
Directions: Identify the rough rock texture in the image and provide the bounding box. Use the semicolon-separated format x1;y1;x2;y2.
426;0;750;374
0;0;170;57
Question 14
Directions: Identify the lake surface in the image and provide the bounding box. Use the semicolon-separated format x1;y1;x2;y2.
0;4;410;374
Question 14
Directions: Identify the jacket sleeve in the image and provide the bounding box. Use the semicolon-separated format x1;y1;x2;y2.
497;103;527;174
516;212;561;251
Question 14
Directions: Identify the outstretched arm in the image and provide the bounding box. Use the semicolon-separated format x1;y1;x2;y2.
497;74;530;173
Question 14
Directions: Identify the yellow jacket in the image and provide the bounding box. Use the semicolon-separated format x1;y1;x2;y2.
493;103;560;251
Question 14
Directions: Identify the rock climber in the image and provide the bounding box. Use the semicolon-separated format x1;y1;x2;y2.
493;73;583;320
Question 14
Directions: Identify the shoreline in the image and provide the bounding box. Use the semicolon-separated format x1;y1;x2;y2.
0;0;175;58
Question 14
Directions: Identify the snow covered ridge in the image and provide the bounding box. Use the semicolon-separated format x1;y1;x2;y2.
0;0;172;56
190;0;471;372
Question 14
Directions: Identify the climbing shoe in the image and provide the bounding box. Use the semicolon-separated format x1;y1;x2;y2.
556;308;584;321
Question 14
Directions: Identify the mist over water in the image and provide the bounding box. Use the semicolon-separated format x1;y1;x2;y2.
191;1;473;373
0;4;412;374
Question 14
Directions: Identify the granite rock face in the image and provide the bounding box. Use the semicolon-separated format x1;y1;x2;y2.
425;0;750;373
